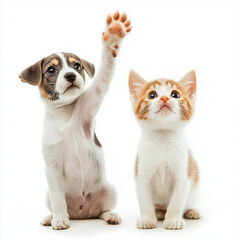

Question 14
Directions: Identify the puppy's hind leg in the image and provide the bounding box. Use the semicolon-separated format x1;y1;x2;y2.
98;184;122;225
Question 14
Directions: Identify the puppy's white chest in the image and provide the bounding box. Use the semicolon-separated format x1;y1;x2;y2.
62;126;103;190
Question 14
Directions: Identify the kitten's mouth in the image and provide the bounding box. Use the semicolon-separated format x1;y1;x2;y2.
155;104;175;114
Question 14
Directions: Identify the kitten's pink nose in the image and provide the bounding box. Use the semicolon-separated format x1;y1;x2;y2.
160;96;170;102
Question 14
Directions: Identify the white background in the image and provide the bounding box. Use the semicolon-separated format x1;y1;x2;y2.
1;0;240;239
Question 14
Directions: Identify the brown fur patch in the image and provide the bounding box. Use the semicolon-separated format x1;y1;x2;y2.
188;151;199;186
51;59;59;66
39;54;62;100
68;57;76;63
39;84;51;99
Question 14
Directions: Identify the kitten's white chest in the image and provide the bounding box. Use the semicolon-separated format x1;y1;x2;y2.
151;161;174;209
137;129;188;209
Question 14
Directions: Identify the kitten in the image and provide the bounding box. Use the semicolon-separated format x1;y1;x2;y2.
129;70;200;230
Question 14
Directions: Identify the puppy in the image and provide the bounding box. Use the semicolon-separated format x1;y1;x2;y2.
19;11;131;230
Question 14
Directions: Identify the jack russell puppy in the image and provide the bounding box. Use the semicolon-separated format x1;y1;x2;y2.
19;11;132;230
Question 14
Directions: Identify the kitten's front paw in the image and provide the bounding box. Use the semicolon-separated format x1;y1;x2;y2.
164;218;185;230
51;217;70;230
102;11;132;57
137;217;157;229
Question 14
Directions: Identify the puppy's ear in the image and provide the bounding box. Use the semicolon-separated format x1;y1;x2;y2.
79;58;95;78
19;59;45;86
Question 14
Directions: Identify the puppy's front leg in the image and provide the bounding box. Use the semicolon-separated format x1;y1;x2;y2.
45;165;69;230
81;11;131;124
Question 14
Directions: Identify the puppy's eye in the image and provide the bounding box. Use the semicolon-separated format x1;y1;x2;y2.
74;63;81;71
171;90;180;98
47;66;57;76
148;91;158;99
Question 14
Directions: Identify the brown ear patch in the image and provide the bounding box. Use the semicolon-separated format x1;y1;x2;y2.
19;59;45;86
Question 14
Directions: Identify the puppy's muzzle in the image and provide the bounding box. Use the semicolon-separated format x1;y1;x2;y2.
65;72;76;83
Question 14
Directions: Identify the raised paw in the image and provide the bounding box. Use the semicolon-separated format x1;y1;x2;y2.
164;218;185;230
51;218;70;230
184;209;201;219
102;11;132;57
40;214;53;226
137;217;157;229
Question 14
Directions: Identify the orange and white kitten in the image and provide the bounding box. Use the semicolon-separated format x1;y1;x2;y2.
129;70;200;230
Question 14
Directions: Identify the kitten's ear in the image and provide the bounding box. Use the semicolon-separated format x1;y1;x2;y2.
129;70;147;102
179;70;196;101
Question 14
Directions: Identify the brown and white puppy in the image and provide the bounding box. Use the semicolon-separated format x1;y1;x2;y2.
20;53;94;101
19;11;132;230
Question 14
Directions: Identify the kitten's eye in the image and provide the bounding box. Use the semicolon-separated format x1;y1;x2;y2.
171;90;180;98
74;63;81;71
148;91;158;99
47;66;57;76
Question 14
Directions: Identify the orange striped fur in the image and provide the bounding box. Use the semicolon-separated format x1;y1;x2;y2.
129;70;196;122
188;150;199;185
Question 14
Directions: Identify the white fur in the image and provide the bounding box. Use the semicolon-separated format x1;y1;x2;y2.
40;18;129;230
132;80;200;230
55;52;85;97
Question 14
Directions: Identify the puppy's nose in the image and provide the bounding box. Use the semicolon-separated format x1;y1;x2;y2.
65;73;76;82
160;96;170;102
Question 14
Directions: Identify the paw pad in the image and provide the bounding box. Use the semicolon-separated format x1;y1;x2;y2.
102;11;132;57
113;11;120;20
108;22;125;38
